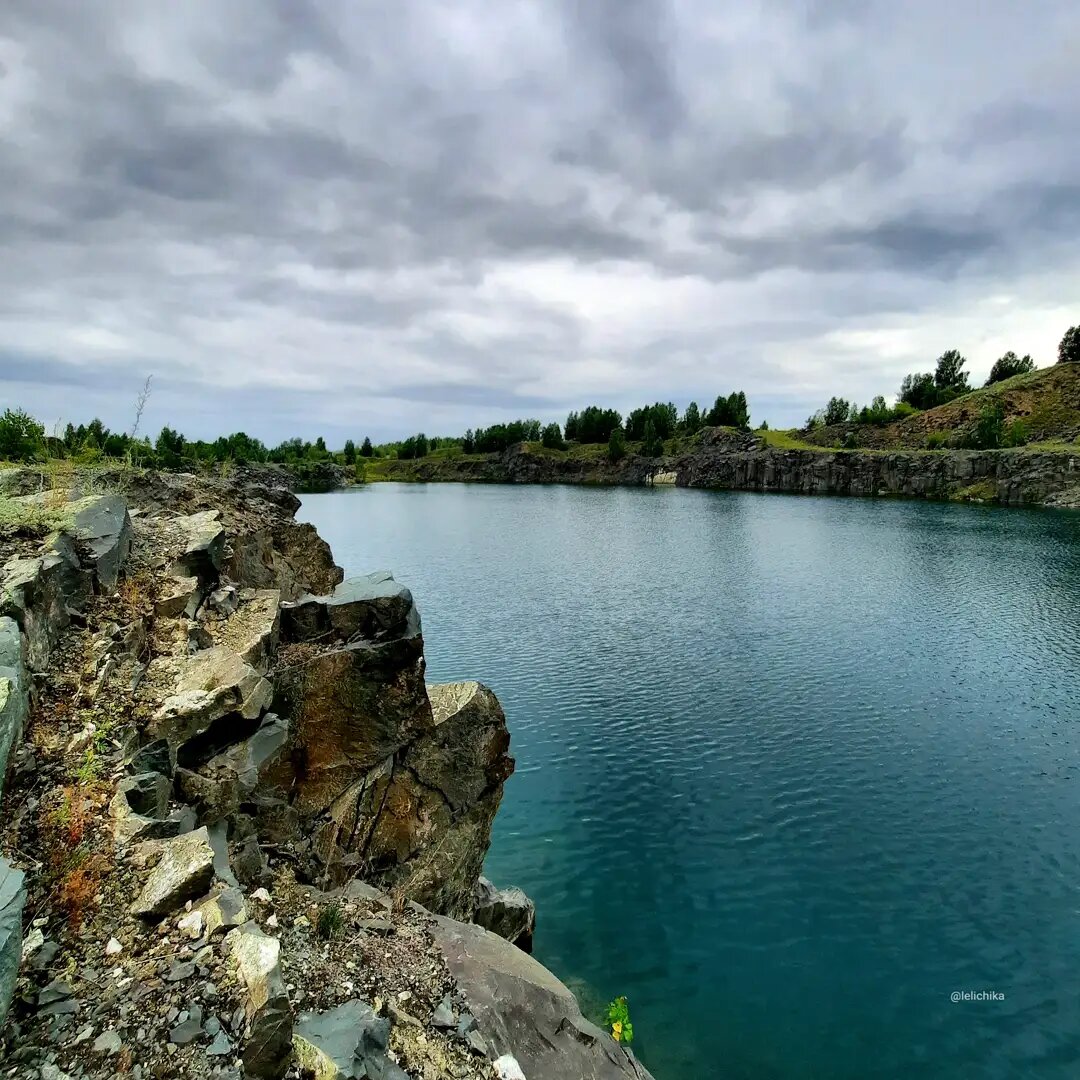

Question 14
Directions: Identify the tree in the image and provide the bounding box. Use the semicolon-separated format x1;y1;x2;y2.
642;419;664;457
985;351;1035;386
461;430;475;454
934;350;969;394
680;401;702;435
155;426;186;468
625;402;677;441
342;439;356;465
1059;326;1080;364
0;408;44;461
607;427;627;462
704;391;750;430
360;436;374;458
541;422;564;450
572;406;622;443
822;397;852;426
969;403;1005;449
900;371;938;410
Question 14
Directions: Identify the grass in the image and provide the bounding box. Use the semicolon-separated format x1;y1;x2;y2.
759;428;828;451
0;492;77;541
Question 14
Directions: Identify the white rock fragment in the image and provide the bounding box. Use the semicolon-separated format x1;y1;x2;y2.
495;1055;527;1080
105;937;123;956
22;927;44;961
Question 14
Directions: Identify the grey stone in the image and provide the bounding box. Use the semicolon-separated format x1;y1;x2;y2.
222;922;292;1079
148;647;272;749
206;1030;232;1057
1;534;89;670
473;877;536;953
432;916;655;1080
196;887;250;938
130;827;216;918
0;858;27;1026
127;738;173;778
166;961;196;983
280;571;420;645
175;511;226;583
169;1005;203;1044
292;999;410;1080
154;575;202;619
92;1030;122;1055
0;616;28;802
206;585;239;617
207;821;239;888
431;996;455;1030
117;772;170;818
70;494;132;592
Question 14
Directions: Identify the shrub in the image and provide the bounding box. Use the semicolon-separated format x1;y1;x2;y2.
1059;326;1080;364
1004;419;1030;447
0;408;44;461
968;403;1005;449
926;432;948;450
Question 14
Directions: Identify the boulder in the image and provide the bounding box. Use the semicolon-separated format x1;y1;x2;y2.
116;771;170;818
1;534;90;669
196;886;249;938
130;827;216;917
474;877;536;953
206;589;280;675
432;917;655;1080
174;511;226;583
280;572;419;645
176;713;289;821
148;647;272;752
223;921;292;1079
111;801;196;847
154;575;202;619
0;858;26;1028
0;616;29;802
266;635;431;818
69;494;132;591
226;522;342;602
126;737;173;778
293;999;410;1080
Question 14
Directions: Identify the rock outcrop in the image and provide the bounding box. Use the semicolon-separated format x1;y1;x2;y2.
0;466;607;1080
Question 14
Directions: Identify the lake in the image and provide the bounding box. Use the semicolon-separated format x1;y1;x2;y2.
298;483;1080;1080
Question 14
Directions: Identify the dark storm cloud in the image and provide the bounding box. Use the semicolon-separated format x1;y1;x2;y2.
0;0;1078;440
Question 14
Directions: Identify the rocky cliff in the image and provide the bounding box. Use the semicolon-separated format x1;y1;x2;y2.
0;468;652;1080
366;430;1080;508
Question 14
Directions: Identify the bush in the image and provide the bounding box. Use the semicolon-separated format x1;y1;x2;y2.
926;432;948;449
986;351;1035;386
968;403;1005;449
0;408;44;461
1059;326;1080;364
1004;419;1030;447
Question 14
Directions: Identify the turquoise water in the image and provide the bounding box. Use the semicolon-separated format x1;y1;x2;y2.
299;484;1080;1080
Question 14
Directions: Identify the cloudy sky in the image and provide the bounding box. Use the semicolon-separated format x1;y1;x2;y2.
1;1;1078;444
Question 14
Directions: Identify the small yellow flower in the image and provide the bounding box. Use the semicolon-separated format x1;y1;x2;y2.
612;1021;623;1042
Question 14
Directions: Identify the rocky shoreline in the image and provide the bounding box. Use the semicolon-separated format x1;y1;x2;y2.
0;467;653;1080
362;429;1080;508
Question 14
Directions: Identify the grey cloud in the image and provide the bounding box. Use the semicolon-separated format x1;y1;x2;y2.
0;0;1077;439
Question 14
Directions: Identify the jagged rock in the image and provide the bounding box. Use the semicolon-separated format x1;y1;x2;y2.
69;494;132;592
227;522;342;602
1;533;90;669
292;999;410;1080
266;632;432;819
177;714;289;821
207;589;280;674
130;827;216;917
0;858;26;1027
431;996;455;1030
329;681;512;918
474;878;535;953
222;922;292;1079
206;584;239;617
148;647;272;752
280;572;419;645
0;616;29;801
196;887;250;938
175;511;226;583
127;737;173;778
432;917;655;1080
154;575;202;619
116;772;170;818
111;799;195;847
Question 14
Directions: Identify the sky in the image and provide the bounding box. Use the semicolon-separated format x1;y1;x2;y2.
1;1;1078;445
